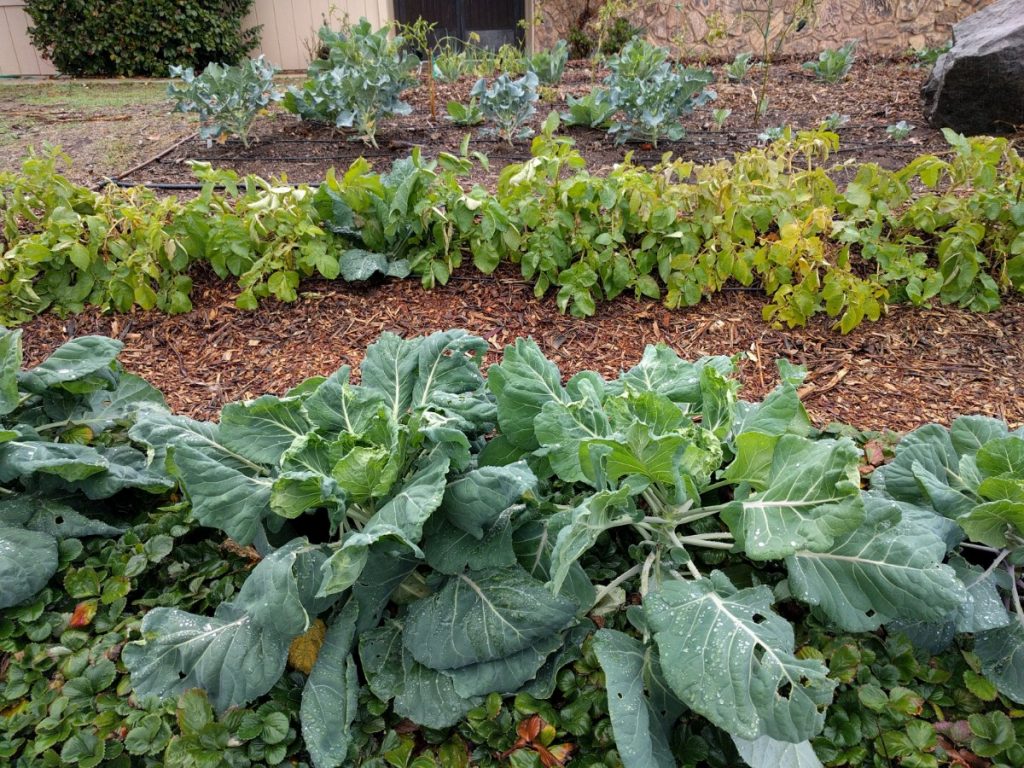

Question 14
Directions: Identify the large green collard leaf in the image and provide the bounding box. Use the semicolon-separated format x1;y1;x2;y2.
125;543;313;711
444;632;564;697
786;493;965;631
359;623;475;729
320;454;450;595
359;332;420;419
423;506;518;575
732;735;823;768
871;422;977;517
0;526;58;609
301;603;359;768
409;329;488;411
440;462;536;538
534;396;611;484
220;394;310;465
0;495;122;538
55;445;173;499
549;487;636;595
40;373;166;434
172;444;273;546
723;436;863;560
19;336;123;393
592;629;676;768
488;338;568;450
959;499;1024;548
0;440;109;483
645;573;835;742
402;565;577;671
618;346;731;406
302;367;386;435
131;410;272;545
975;622;1024;704
0;327;23;416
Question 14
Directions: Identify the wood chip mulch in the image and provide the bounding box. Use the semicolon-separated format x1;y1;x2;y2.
18;265;1024;434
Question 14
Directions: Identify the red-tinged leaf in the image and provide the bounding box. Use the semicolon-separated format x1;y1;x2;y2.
69;600;98;628
536;742;574;767
517;714;543;744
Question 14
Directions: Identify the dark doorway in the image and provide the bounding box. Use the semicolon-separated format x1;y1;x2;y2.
394;0;526;50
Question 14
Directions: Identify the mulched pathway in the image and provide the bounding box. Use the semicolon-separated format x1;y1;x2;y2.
19;264;1024;434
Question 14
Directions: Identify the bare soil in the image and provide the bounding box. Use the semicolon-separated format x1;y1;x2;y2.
122;58;991;188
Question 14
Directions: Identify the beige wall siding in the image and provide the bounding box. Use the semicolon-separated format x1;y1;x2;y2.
246;0;393;71
0;1;55;76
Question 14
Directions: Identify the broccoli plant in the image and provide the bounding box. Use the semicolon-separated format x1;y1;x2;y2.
725;51;754;82
168;55;280;147
284;18;418;147
604;38;715;146
471;71;539;144
527;40;569;85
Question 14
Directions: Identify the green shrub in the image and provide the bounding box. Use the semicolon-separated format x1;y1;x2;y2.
24;0;260;77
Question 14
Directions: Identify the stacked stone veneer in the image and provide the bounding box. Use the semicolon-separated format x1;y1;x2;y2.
532;0;993;57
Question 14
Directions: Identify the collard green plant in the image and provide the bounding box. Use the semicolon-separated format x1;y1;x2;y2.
115;327;1021;768
870;416;1024;706
726;51;755;82
886;120;914;141
802;40;857;83
471;71;540;145
432;40;470;82
527;40;570;85
284;19;418;147
168;55;281;147
445;98;485;127
560;88;616;129
604;38;716;145
0;329;171;611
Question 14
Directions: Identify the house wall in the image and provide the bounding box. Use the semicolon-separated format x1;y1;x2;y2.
532;0;994;57
0;0;55;75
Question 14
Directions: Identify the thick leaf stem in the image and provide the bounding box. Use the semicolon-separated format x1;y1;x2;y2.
966;548;1011;588
592;563;643;608
1009;565;1024;627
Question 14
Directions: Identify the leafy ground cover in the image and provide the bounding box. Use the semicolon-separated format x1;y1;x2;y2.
3;327;1024;768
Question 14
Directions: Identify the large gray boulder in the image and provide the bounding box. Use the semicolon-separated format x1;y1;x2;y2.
922;0;1024;135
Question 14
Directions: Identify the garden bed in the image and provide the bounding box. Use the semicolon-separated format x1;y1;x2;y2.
121;57;964;188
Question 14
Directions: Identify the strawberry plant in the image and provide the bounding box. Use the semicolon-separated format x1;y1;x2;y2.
168;55;281;147
284;19;418;147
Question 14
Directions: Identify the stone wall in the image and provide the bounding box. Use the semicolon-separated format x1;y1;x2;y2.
531;0;993;57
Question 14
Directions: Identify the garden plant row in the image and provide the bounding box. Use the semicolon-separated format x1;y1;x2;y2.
1;326;1023;767
2;122;1023;333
